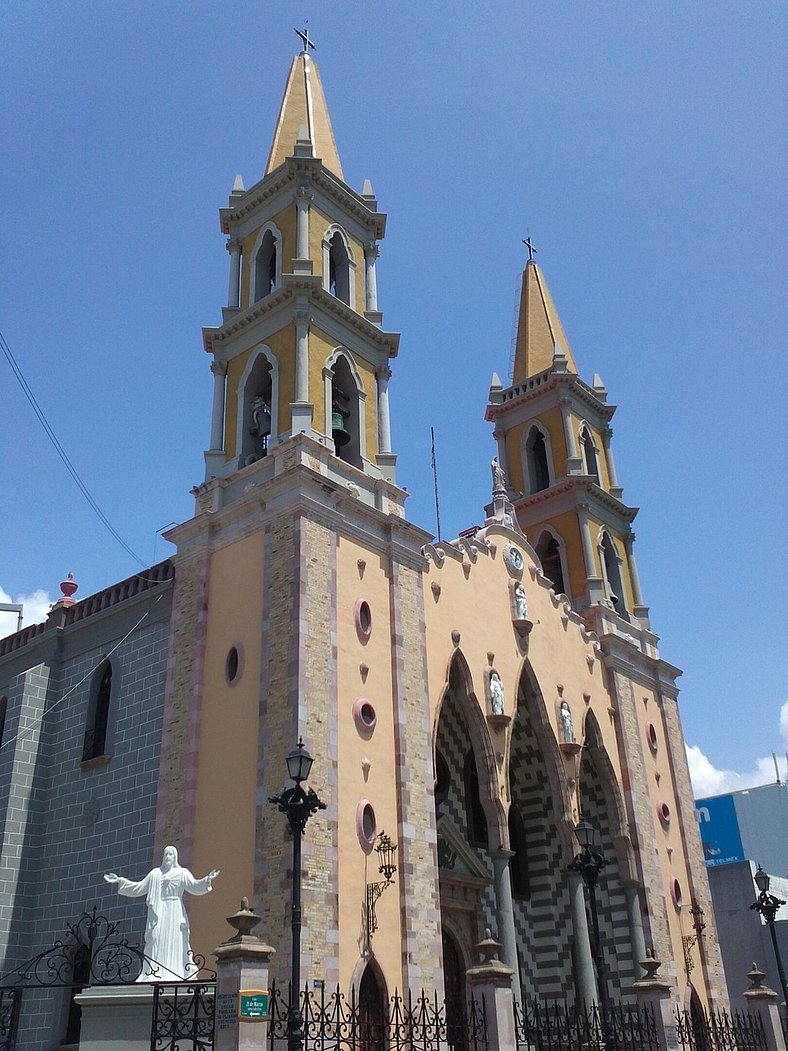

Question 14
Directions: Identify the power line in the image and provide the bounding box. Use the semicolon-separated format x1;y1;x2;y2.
0;328;145;567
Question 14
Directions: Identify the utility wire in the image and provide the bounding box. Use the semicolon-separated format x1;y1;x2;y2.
0;328;145;567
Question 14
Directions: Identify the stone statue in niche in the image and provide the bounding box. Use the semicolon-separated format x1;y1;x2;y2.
489;671;505;715
491;457;507;494
104;845;219;981
559;700;575;744
513;583;528;620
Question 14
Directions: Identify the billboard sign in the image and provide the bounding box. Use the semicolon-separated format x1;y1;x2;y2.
696;793;745;866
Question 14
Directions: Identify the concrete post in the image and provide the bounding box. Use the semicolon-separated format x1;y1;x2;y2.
364;243;379;312
213;898;277;1051
602;426;623;497
209;360;227;451
743;963;787;1051
560;396;583;475
227;240;242;309
633;953;680;1051
624;882;648;979
377;366;392;455
465;930;517;1051
294;187;313;274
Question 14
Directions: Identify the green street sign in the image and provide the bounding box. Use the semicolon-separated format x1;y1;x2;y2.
238;990;269;1020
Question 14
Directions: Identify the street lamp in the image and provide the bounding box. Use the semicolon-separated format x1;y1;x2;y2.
269;739;327;1051
750;865;788;1013
571;820;611;1019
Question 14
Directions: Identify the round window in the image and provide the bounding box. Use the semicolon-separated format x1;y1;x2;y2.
225;646;242;684
671;878;683;908
352;698;377;737
355;600;372;641
658;801;671;825
646;722;658;752
356;800;377;852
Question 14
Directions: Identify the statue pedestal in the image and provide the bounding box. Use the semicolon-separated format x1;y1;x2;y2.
75;984;158;1050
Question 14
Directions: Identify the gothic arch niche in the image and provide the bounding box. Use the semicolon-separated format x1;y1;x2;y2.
250;222;282;303
433;653;499;961
579;424;601;485
237;347;279;467
442;926;470;1051
522;423;553;495
510;663;575;1001
534;527;569;598
356;959;387;1051
325;350;365;469
83;659;113;762
578;710;635;1002
322;225;355;307
598;529;626;616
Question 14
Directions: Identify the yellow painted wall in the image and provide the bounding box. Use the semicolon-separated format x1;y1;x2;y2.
189;530;265;957
335;536;404;990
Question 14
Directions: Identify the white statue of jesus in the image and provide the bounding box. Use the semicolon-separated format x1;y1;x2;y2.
104;846;219;981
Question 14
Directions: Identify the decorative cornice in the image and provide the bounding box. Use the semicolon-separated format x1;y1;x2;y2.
514;477;638;524
485;369;615;423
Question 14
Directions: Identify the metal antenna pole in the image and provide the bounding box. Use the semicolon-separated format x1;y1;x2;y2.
431;427;442;542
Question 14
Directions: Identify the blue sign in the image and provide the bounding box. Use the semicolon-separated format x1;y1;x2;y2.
696;793;745;866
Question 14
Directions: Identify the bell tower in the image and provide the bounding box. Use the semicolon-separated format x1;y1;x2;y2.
486;256;651;631
202;42;398;489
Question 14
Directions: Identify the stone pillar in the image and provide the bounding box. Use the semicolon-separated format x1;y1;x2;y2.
569;871;598;1009
577;505;605;604
377;366;392;455
624;532;650;624
209;361;227;451
743;964;788;1051
465;930;517;1051
214;899;277;1051
75;985;157;1051
602;427;623;497
624;882;648;978
633;955;680;1051
364;242;379;312
294;313;309;404
490;848;522;1006
294;187;313;274
226;239;242;309
560;397;583;475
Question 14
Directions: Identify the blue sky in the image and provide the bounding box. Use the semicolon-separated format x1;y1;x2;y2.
1;2;786;792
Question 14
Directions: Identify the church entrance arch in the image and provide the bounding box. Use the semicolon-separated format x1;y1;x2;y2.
509;664;574;1002
442;928;469;1051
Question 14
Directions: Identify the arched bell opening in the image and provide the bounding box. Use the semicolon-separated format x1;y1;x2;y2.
599;531;626;616
239;351;276;467
328;231;351;305
534;529;568;597
580;425;601;485
522;424;553;494
578;711;635;1003
357;961;387;1051
510;664;574;1002
327;353;362;468
254;229;278;301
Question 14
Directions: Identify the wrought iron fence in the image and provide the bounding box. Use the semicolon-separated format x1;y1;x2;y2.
514;998;660;1051
151;982;215;1051
268;982;488;1051
674;1005;768;1051
0;991;20;1051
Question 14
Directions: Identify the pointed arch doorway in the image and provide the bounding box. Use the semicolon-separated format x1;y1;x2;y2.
358;961;386;1051
442;928;468;1051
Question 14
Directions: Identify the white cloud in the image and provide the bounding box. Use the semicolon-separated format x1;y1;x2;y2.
0;586;53;639
687;700;788;797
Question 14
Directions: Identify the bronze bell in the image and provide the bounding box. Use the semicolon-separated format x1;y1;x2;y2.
332;410;351;449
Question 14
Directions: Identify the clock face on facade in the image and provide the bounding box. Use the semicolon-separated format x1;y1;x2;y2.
504;545;524;574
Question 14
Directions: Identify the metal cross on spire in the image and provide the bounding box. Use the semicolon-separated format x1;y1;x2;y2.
523;236;538;261
295;24;316;53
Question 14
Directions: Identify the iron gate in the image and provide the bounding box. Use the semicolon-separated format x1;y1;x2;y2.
674;1005;768;1051
514;998;660;1051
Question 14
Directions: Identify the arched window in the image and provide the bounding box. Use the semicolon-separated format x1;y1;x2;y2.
463;749;488;848
326;352;363;469
83;661;112;761
535;531;567;596
250;224;281;303
524;425;551;494
0;696;7;750
600;532;626;615
237;348;278;468
508;806;531;898
328;232;351;304
580;425;601;485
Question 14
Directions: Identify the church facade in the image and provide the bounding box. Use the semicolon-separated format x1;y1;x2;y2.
0;46;725;1048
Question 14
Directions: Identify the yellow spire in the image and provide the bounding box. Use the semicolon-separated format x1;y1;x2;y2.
511;261;577;384
265;52;344;179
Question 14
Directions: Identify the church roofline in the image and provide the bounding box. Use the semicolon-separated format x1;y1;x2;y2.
485;367;615;423
220;157;386;239
512;477;639;524
203;277;399;358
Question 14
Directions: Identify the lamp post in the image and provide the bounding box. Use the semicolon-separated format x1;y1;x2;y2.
750;865;788;1013
571;820;611;1021
269;739;327;1051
